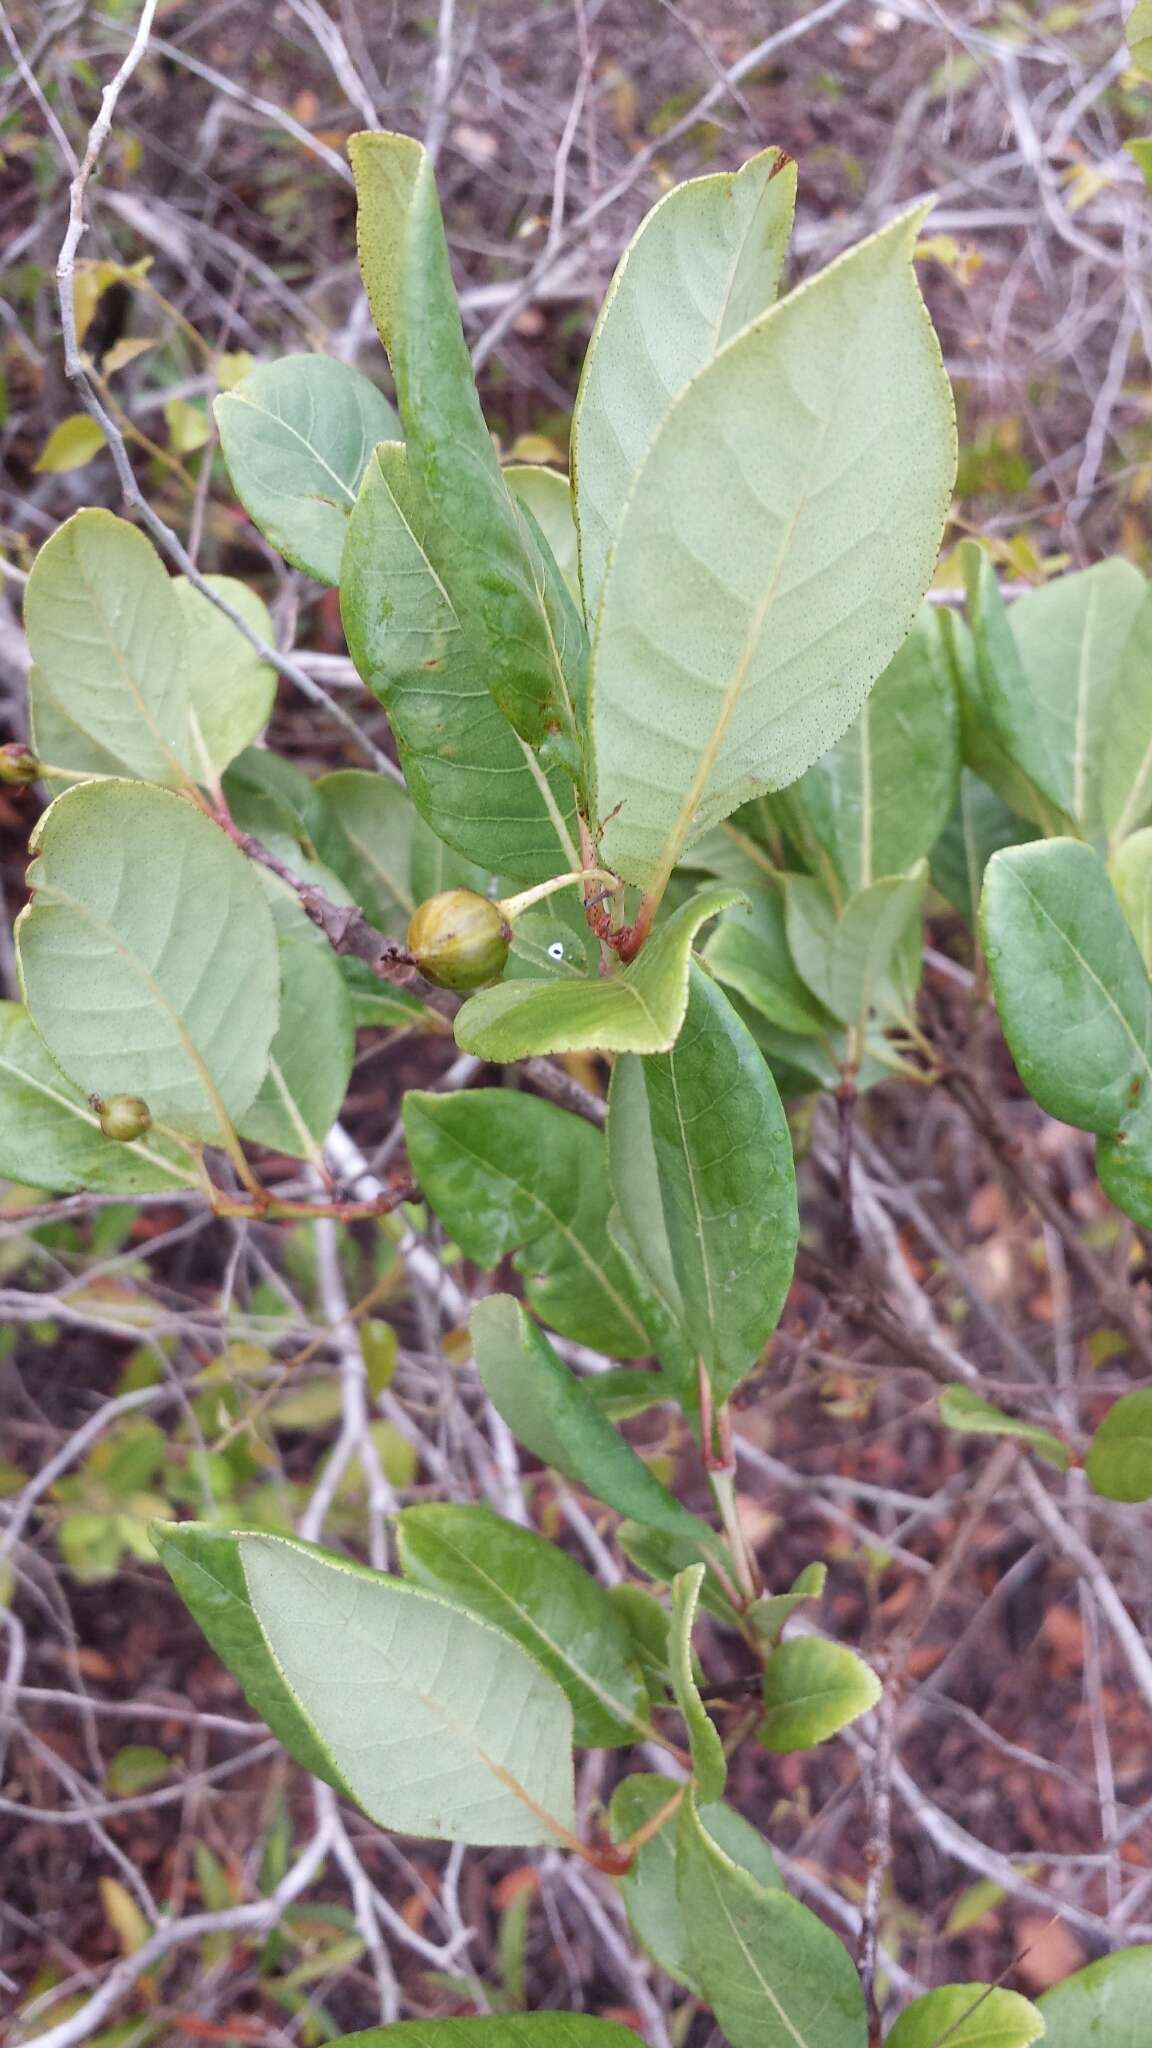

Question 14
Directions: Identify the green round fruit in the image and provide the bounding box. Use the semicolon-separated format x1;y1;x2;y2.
406;890;511;992
98;1094;153;1143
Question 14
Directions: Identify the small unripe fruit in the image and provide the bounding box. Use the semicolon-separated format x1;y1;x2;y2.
98;1094;152;1143
406;889;511;992
0;744;41;786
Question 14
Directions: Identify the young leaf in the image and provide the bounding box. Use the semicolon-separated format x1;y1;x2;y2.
758;1637;881;1752
215;353;400;583
349;131;582;748
669;1566;726;1800
1008;558;1147;839
676;1790;869;2048
327;2022;646;2048
1085;1389;1152;1502
746;1562;828;1648
1037;1944;1152;2045
470;1295;718;1556
589;205;956;894
396;1504;650;1746
18;782;280;1143
885;1984;1043;2048
237;880;355;1158
505;466;581;603
312;768;416;934
938;1386;1069;1471
453;886;741;1061
403;1088;653;1356
342;442;579;880
789;608;959;893
0;1001;198;1195
1102;589;1152;843
982;839;1152;1225
607;966;798;1403
609;1773;781;1990
156;1524;575;1847
33;413;107;473
784;866;927;1030
572;147;796;618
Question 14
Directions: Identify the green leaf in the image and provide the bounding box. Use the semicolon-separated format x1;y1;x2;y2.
349;131;582;749
572;148;796;619
505;466;581;603
790;608;959;893
215;354;400;583
1110;829;1152;967
173;577;276;776
1085;1389;1152;1502
938;1386;1070;1470
609;1773;781;1990
705;884;835;1037
784;866;927;1030
617;1521;744;1628
960;544;1073;832
470;1295;717;1556
982;839;1152;1226
676;1789;868;2048
156;1523;575;1846
26;513;272;787
453;885;741;1061
222;749;351;900
105;1745;173;1796
312;768;415;934
669;1565;726;1800
607;966;798;1403
747;1562;828;1648
33;413;107;473
402;1087;653;1356
341;441;579;881
1037;1944;1152;2044
1007;558;1147;838
1128;0;1152;73
885;1984;1043;2048
1099;588;1152;844
0;1001;197;1194
327;2022;646;2048
931;768;1035;925
1128;137;1152;189
238;879;355;1158
396;1503;649;1747
589;204;956;893
18;782;280;1144
758;1636;881;1752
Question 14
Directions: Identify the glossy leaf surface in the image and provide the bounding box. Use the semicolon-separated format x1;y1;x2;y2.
758;1637;881;1752
885;1985;1043;2048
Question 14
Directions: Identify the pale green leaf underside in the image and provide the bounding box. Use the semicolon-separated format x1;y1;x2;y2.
677;1792;868;2048
784;866;927;1030
17;781;280;1142
1101;587;1152;843
590;205;956;889
505;466;581;603
573;146;796;619
1110;829;1152;968
453;886;741;1060
0;1001;197;1194
239;1531;575;1846
885;1984;1043;2048
238;879;355;1157
669;1566;726;1800
216;353;400;583
609;1774;781;1992
1037;1943;1152;2046
396;1504;650;1747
